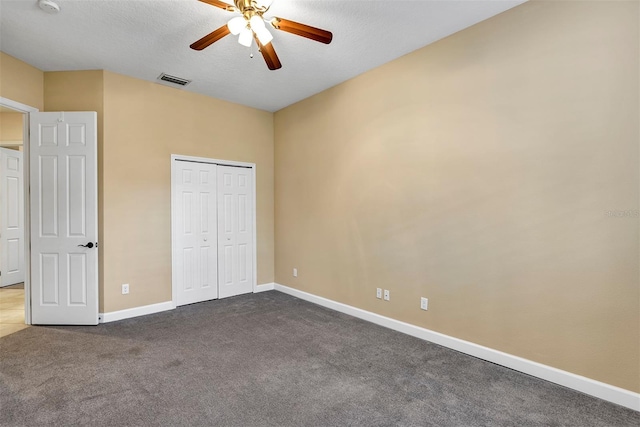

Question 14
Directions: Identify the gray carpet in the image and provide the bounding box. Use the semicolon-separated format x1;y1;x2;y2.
0;291;638;426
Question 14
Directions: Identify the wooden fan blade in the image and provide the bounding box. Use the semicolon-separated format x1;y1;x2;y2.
255;36;282;70
198;0;235;12
271;17;332;44
190;25;231;50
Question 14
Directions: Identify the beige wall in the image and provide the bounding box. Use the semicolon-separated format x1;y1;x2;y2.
0;113;23;141
102;71;274;312
274;0;639;392
0;52;44;110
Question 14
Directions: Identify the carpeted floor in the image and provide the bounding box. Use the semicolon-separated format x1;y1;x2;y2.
0;291;638;426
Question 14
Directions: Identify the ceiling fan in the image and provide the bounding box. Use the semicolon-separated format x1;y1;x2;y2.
190;0;333;70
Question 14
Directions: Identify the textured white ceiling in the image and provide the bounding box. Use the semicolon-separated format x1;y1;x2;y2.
0;0;526;111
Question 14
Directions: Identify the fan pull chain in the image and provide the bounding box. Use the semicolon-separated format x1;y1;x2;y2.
250;41;254;59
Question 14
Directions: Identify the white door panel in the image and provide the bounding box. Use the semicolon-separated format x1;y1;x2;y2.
30;112;98;325
217;166;253;299
0;148;25;287
175;161;217;306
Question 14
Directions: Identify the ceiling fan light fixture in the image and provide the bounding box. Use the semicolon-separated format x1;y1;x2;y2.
249;15;265;30
191;0;332;70
238;27;253;47
249;14;272;44
255;27;273;45
227;16;247;35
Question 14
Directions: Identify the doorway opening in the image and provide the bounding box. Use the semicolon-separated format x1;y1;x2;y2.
0;97;38;337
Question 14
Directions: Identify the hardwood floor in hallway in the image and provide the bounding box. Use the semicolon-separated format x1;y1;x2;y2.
0;284;28;338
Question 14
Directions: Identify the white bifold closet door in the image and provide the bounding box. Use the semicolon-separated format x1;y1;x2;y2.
217;165;253;299
174;161;253;306
175;161;218;306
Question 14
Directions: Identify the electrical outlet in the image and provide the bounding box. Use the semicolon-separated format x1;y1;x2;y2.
122;284;129;295
421;297;428;311
376;288;382;299
293;268;298;277
383;290;390;301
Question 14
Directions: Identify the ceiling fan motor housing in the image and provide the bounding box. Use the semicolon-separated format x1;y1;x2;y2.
235;0;270;20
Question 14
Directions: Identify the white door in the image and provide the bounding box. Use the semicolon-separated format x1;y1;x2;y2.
217;166;253;299
30;112;98;325
0;148;25;287
174;160;218;306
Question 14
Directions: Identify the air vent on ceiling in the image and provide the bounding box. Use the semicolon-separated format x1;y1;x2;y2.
157;73;191;87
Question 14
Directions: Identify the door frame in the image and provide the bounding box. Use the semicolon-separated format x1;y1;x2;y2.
170;154;257;308
0;97;40;325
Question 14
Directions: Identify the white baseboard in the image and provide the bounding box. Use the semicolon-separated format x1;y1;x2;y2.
274;283;640;411
255;283;275;293
100;283;276;323
99;301;174;324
